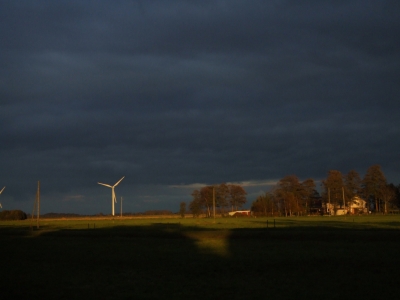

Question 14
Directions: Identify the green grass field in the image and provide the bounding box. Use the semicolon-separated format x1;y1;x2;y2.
1;215;400;299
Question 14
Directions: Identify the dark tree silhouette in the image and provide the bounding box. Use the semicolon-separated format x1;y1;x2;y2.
362;165;387;212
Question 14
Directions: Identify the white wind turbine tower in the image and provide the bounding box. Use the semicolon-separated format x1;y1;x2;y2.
0;186;5;209
98;177;124;216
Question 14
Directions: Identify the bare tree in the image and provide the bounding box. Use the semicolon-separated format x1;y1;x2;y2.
344;170;362;201
322;170;344;214
251;192;274;216
228;184;247;211
179;202;186;218
362;165;387;212
381;184;396;214
216;183;229;215
274;175;307;216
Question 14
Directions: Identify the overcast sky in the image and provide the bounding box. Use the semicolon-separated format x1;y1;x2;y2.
1;0;399;215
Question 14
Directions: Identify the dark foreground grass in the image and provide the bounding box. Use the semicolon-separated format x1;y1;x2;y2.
1;216;400;299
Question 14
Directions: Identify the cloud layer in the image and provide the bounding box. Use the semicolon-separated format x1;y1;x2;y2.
1;1;399;214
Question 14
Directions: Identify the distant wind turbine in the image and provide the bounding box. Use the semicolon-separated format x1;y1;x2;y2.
0;186;5;209
98;177;124;216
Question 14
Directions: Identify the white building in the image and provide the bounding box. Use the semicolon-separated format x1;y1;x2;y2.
324;196;367;215
348;196;368;214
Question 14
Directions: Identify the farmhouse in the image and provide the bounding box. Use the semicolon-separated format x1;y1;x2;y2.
309;196;368;216
323;196;368;215
348;196;368;214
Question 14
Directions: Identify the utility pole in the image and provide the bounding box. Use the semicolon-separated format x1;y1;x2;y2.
120;196;123;217
37;181;40;228
213;186;216;223
328;188;331;216
31;181;40;229
342;187;346;213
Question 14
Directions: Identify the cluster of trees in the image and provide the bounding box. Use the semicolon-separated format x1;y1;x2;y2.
189;184;247;217
252;176;317;216
0;210;27;220
252;165;400;216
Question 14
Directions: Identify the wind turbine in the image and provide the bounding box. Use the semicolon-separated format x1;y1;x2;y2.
0;186;5;209
98;177;124;216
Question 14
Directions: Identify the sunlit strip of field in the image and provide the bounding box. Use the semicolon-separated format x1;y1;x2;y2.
2;214;400;231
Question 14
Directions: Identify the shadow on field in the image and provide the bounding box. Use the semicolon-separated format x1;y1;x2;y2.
1;220;400;299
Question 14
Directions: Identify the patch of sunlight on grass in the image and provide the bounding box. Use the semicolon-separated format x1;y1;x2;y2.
185;231;231;257
28;228;59;237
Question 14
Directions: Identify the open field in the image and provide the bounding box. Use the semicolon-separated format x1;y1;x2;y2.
1;215;400;299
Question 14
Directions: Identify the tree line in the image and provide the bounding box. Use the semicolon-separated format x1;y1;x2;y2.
0;210;27;220
189;184;247;217
251;164;400;216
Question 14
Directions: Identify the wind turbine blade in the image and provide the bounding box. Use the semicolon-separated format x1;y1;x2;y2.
0;186;5;194
113;176;125;187
98;182;112;188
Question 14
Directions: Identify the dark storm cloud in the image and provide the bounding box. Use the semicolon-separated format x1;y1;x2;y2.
1;1;399;214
